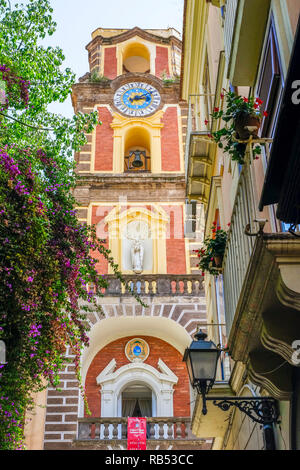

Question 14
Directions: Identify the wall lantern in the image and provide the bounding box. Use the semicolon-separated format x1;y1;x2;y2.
183;330;220;415
183;330;279;450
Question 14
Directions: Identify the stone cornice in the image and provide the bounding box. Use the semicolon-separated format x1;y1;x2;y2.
86;27;182;51
75;173;186;186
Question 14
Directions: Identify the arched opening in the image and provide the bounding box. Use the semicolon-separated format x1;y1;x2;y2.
124;126;151;172
121;383;153;417
122;43;150;74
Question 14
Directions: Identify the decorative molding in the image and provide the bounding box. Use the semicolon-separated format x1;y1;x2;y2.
96;359;178;387
96;358;178;418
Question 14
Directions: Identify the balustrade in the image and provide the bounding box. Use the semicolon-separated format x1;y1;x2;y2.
103;274;203;296
223;142;272;335
77;417;196;441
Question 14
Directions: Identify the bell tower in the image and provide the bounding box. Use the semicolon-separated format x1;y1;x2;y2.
42;27;209;451
72;27;188;274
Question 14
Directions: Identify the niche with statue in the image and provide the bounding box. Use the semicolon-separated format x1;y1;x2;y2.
122;220;153;274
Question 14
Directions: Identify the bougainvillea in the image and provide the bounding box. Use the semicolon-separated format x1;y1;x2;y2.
0;64;30;109
0;0;142;450
0;143;122;449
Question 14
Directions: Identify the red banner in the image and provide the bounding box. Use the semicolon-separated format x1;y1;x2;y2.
127;417;147;450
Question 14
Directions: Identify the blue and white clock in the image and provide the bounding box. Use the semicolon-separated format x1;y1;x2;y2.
114;82;161;117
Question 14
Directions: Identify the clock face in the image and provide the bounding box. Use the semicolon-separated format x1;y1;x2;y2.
114;82;161;117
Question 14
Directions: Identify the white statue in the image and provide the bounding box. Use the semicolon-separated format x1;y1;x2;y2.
131;240;144;274
126;221;150;274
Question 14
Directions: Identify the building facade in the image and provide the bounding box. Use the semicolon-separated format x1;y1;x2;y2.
25;26;215;450
182;0;300;451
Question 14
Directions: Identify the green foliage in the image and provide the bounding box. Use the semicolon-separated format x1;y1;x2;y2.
0;0;144;450
90;71;110;83
161;70;179;85
194;224;228;276
209;90;264;165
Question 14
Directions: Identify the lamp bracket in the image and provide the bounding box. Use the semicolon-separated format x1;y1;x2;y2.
244;219;267;237
206;396;279;425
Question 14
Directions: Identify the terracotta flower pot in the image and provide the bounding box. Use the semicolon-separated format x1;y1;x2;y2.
234;113;261;140
214;255;223;267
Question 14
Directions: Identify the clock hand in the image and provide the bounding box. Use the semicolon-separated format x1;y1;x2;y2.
129;91;153;103
129;95;142;103
139;91;153;100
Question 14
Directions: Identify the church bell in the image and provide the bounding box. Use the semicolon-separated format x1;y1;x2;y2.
131;150;144;168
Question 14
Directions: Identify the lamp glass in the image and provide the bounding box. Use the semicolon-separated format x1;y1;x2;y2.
185;353;194;386
189;350;219;382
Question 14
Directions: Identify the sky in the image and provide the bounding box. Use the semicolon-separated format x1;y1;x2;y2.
16;0;185;117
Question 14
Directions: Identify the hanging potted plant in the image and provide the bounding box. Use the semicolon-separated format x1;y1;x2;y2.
208;90;268;165
194;223;228;276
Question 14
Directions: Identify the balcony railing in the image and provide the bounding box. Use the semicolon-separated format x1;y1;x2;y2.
185;94;214;152
103;274;203;296
185;94;214;205
222;142;272;335
224;0;238;65
77;417;199;442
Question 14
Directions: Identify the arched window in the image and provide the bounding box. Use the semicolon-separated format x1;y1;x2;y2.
121;383;153;417
124;126;151;172
122;43;150;74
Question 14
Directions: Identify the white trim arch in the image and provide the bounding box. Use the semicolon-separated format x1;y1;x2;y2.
81;316;191;386
78;316;193;418
96;359;178;418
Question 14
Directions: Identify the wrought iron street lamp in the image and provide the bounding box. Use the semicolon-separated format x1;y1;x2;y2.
183;330;279;450
183;330;220;415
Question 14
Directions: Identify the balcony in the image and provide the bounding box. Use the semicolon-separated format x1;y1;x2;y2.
185;94;214;206
103;274;203;297
73;417;207;450
222;151;260;335
222;143;300;400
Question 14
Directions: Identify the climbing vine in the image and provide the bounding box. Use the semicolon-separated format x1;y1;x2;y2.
0;0;141;449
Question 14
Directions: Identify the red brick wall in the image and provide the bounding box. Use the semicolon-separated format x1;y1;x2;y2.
91;205;113;274
104;46;117;79
161;107;181;172
165;205;186;274
94;107;114;172
155;46;169;78
85;336;190;417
